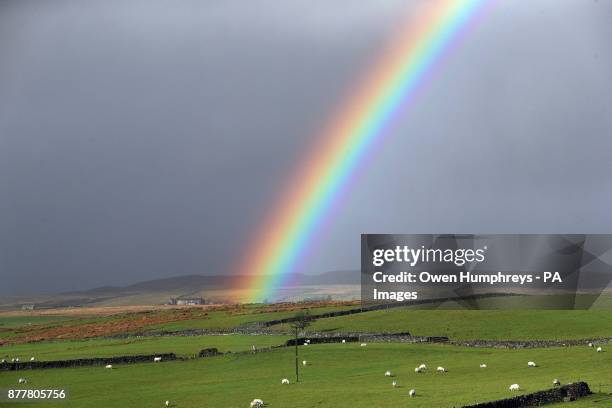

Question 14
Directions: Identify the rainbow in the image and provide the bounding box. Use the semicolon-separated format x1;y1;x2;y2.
234;0;489;303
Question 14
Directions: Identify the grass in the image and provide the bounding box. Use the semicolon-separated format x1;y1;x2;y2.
0;343;610;407
145;306;357;332
0;304;357;342
0;302;610;406
0;334;290;360
0;316;75;329
3;299;610;342
275;309;612;340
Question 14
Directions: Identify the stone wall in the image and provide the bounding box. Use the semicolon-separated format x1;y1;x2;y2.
284;333;448;346
360;334;448;343
462;382;591;408
285;336;359;346
198;348;220;357
0;353;177;371
450;339;611;349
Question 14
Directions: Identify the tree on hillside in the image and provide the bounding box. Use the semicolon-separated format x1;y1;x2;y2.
290;310;314;383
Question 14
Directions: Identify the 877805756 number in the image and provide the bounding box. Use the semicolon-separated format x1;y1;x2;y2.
4;389;68;401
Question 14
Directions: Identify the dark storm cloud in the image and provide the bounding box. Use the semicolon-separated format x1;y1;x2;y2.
1;0;611;294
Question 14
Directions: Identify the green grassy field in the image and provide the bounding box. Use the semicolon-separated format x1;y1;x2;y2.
3;300;610;342
280;309;612;340
1;343;610;407
1;303;611;407
145;306;357;332
0;334;290;361
0;304;357;342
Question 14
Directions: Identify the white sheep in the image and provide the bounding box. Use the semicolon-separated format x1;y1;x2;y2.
553;379;560;386
596;347;603;353
1;359;5;363
418;364;427;371
18;378;27;384
360;343;367;347
154;357;162;362
342;339;346;344
436;366;446;373
409;389;416;397
527;361;537;367
588;342;594;348
479;363;487;368
302;360;308;366
250;398;265;408
392;380;398;388
414;366;424;373
303;343;308;346
509;384;520;391
30;357;35;362
281;378;290;385
105;364;113;369
305;339;310;344
165;401;170;407
384;370;392;377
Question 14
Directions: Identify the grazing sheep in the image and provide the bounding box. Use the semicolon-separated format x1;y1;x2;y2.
436;366;446;373
527;361;537;367
105;364;113;369
154;357;162;362
250;398;264;408
409;389;416;397
360;343;367;347
392;380;398;388
302;360;308;366
30;357;35;362
509;384;520;391
414;366;424;373
479;363;487;368
18;378;27;384
281;378;290;385
165;401;170;407
597;347;603;353
1;359;5;363
385;370;392;377
588;342;594;348
418;364;427;371
342;339;346;344
553;379;560;386
303;343;308;346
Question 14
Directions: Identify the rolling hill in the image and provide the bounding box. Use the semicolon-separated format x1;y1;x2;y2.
0;270;361;310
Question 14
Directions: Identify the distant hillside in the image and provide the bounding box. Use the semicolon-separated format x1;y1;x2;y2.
76;271;359;294
0;270;360;310
69;275;237;295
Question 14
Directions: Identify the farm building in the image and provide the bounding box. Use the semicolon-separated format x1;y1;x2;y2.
169;297;204;306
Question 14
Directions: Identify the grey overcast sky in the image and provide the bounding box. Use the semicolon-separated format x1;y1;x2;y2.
1;0;611;295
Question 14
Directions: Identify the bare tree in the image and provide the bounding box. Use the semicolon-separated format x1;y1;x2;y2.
290;310;313;383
